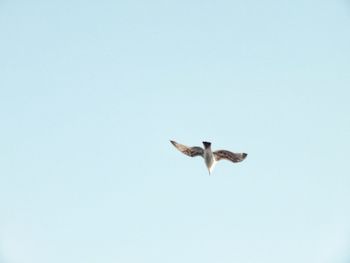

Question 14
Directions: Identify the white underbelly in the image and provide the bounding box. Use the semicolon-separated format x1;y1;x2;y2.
204;151;215;170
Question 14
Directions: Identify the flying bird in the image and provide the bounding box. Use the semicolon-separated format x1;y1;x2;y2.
170;140;247;174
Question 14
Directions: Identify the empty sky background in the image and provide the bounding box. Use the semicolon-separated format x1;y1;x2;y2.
1;0;350;262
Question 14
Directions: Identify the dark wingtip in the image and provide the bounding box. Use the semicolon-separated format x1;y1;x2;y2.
170;140;176;146
243;153;248;158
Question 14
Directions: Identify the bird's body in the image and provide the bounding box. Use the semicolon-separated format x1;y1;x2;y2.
170;140;247;175
203;142;216;174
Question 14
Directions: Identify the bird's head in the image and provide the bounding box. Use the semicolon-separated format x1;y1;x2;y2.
202;141;211;149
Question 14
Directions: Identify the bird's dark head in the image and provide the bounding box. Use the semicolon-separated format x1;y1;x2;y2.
202;141;211;149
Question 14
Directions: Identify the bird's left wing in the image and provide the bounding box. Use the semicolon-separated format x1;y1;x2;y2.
213;150;247;163
170;140;204;157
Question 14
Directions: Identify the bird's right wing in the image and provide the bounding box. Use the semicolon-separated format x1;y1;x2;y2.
170;140;204;158
213;150;247;163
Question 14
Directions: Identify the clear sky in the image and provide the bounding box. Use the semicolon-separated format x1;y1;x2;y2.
1;0;350;262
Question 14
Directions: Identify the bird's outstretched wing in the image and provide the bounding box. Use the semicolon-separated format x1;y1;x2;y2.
213;150;247;163
170;140;204;157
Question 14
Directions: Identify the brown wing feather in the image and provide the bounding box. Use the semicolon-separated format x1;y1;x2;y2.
213;150;247;163
170;140;204;157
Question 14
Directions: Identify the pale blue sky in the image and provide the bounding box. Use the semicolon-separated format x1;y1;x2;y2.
1;0;350;262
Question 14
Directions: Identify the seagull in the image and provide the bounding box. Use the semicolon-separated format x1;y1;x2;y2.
170;140;247;175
